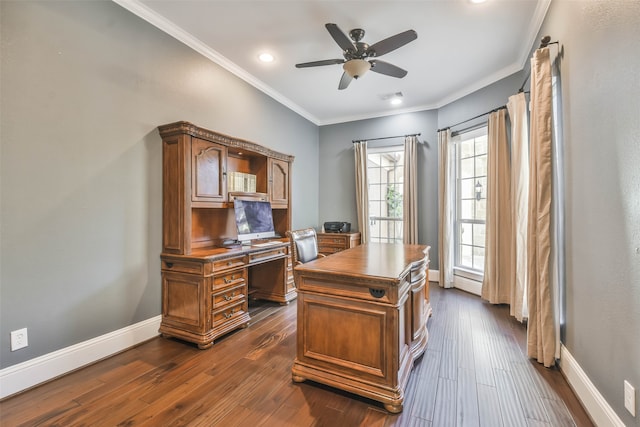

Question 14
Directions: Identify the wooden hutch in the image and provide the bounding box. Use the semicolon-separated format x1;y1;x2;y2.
158;121;294;349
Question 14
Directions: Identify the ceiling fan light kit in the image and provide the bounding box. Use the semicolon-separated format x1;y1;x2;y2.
295;23;417;90
343;59;371;79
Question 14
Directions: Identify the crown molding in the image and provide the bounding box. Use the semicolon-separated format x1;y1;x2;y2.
111;0;320;125
112;0;552;126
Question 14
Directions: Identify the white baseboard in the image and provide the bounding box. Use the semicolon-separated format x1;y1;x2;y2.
559;344;625;427
453;275;482;296
429;269;439;282
0;315;161;399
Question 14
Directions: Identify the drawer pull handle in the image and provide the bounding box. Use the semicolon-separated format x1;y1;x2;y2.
227;261;232;266
223;292;235;301
166;262;173;268
224;278;230;284
369;288;386;299
223;308;236;319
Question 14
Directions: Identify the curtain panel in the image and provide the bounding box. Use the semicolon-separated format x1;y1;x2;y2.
437;129;454;288
527;47;556;368
481;109;515;304
354;141;370;244
507;92;530;322
403;136;419;244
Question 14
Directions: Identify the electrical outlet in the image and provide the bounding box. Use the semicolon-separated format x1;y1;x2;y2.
10;328;28;351
625;380;636;416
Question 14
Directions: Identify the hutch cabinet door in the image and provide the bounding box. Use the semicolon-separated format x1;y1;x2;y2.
268;158;289;207
191;137;227;203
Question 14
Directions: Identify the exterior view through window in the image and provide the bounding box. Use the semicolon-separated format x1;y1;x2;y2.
368;147;404;243
455;127;487;276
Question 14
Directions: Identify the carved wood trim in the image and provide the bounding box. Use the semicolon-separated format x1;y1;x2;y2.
159;121;294;162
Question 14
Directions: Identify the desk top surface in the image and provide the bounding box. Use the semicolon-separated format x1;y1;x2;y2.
161;238;289;261
296;243;429;281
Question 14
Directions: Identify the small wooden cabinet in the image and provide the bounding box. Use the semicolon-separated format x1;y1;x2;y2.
160;253;250;349
317;232;361;256
158;122;295;348
191;138;227;204
268;158;290;208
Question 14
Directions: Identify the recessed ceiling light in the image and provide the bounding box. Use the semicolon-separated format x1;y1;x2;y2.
258;52;274;63
470;0;487;3
379;91;404;106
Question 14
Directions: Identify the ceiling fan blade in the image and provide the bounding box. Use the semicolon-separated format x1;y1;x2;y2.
338;72;353;90
369;60;408;78
326;23;355;52
295;59;345;68
367;29;417;57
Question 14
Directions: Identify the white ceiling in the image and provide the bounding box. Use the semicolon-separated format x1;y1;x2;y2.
115;0;550;125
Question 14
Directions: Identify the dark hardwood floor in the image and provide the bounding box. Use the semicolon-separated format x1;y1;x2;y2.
0;285;594;426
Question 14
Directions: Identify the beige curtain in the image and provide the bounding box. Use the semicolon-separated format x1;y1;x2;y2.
403;136;418;244
481;109;515;304
437;129;454;288
354;141;370;244
507;92;530;322
527;47;556;368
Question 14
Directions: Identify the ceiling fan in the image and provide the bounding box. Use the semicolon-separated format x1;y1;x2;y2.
295;23;418;90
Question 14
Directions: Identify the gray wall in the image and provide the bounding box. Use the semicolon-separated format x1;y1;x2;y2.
318;111;439;260
317;71;524;268
0;1;319;368
437;71;525;130
537;1;640;425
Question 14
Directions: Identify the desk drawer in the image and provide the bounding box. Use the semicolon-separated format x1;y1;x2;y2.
211;301;246;327
212;283;246;309
212;269;246;290
161;259;203;274
318;246;345;255
318;235;349;249
213;256;246;272
249;247;286;264
297;275;409;305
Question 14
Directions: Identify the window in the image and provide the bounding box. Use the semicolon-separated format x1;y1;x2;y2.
454;127;487;276
367;146;404;243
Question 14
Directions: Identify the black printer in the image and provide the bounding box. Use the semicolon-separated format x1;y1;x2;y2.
323;222;351;233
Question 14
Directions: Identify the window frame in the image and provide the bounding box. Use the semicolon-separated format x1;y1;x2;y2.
366;145;404;244
452;126;488;281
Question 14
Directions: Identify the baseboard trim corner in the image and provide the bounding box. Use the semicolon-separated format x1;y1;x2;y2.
559;344;625;427
0;315;161;400
429;269;439;283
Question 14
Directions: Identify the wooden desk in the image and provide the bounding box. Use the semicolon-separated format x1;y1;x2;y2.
291;243;430;413
159;239;294;349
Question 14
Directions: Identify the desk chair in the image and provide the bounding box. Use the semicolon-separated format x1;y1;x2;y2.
286;228;326;267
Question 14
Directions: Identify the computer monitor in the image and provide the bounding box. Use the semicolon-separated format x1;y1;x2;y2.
233;199;276;244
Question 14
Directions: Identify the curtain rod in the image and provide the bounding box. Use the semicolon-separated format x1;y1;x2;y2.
352;133;420;144
518;36;559;92
437;106;506;133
